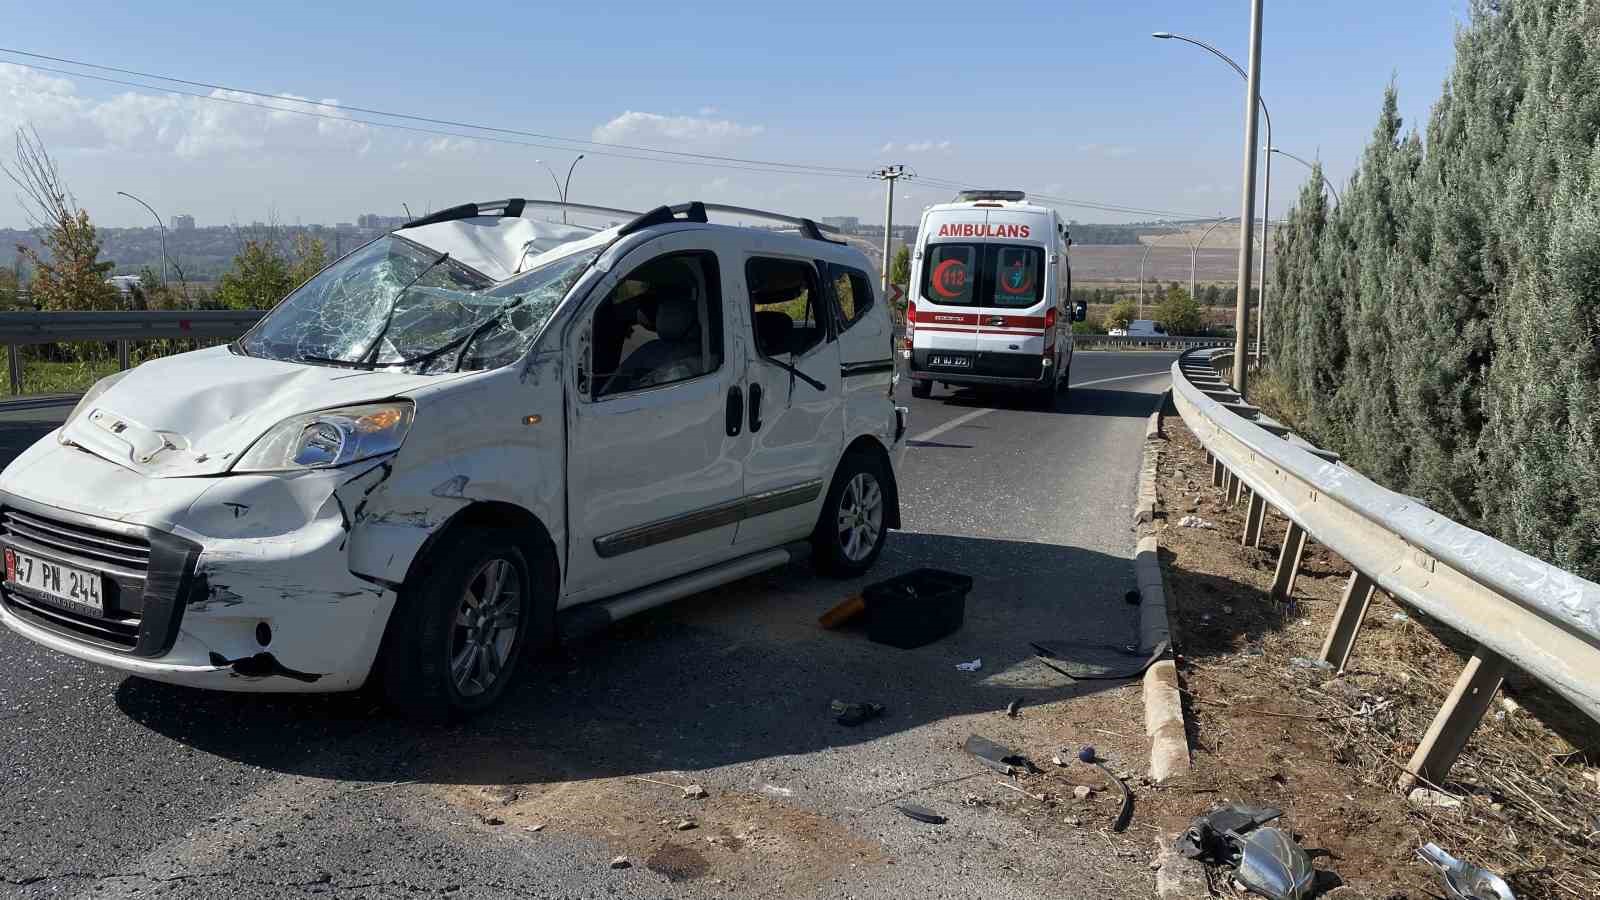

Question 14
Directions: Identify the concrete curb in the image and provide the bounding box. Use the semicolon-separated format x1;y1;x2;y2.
1134;393;1192;787
1133;390;1169;527
1153;833;1209;898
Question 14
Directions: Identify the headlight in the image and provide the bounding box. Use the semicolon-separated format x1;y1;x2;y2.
59;371;131;444
233;402;415;473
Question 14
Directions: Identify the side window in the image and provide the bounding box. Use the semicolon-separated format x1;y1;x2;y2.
831;266;875;333
747;257;825;358
590;251;722;399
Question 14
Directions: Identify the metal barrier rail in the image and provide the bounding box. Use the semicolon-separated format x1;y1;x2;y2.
1075;335;1246;350
0;310;266;395
1172;347;1600;787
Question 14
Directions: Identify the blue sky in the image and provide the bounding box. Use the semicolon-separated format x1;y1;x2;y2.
2;0;1466;229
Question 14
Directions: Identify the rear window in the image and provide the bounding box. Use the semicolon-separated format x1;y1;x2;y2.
920;242;1045;308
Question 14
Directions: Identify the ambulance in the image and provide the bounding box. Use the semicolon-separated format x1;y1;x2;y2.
902;190;1084;401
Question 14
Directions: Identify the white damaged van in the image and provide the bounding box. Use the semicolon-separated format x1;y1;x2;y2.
902;190;1084;401
0;200;906;719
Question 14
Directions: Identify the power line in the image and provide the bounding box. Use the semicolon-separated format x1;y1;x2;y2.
0;46;867;177
1;59;876;184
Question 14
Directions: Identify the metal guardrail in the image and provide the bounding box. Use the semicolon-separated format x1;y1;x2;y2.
1;310;266;396
1171;347;1600;787
1074;335;1247;351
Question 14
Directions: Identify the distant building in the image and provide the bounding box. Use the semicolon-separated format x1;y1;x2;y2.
170;214;196;231
357;213;408;230
821;216;860;234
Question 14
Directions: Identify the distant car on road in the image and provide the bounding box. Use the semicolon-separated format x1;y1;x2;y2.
1111;320;1166;338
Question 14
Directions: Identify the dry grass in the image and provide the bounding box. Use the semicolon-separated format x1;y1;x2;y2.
1153;415;1599;899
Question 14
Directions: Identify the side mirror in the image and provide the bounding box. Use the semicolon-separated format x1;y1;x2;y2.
1074;302;1087;322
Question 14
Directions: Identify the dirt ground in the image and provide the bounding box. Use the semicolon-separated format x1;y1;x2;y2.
1148;415;1600;899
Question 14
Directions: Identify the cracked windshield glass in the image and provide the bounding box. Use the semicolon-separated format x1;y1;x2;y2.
238;235;598;373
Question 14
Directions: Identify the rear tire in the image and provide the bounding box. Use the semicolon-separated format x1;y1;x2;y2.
812;452;891;578
910;379;932;399
381;528;551;723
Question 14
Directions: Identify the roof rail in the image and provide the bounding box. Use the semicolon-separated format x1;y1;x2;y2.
400;198;643;230
616;202;844;244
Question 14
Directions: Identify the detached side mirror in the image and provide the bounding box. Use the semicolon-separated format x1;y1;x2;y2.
1074;302;1087;322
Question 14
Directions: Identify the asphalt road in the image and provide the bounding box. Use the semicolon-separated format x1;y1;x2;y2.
0;351;1177;899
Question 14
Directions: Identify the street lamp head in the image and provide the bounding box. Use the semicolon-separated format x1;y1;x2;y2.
576;154;585;161
1152;31;1174;39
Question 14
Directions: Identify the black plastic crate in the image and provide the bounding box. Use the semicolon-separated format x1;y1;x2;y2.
863;568;972;649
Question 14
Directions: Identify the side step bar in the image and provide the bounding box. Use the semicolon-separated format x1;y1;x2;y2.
557;541;812;642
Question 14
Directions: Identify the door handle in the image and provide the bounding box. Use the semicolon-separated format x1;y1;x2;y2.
748;383;764;433
726;385;744;437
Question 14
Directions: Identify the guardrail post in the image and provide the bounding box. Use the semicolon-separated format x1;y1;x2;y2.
1225;471;1243;505
1400;645;1508;789
6;344;20;395
1269;521;1307;604
116;339;130;371
1212;458;1225;488
1319;571;1375;672
1242;490;1267;546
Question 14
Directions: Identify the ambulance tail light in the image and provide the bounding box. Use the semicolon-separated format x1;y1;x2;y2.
903;302;917;351
1043;307;1057;353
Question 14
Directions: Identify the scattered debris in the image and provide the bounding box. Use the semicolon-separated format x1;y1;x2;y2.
831;699;886;727
1051;753;1068;767
1072;785;1094;801
1176;805;1284;864
955;658;982;672
1417;844;1516;900
1235;827;1315;900
684;784;709;800
675;820;697;832
610;856;631;870
1089;760;1134;833
1032;639;1169;680
1391;611;1410;621
964;734;1025;775
1005;697;1023;718
1062;815;1082;827
895;803;947;825
1178;515;1216;529
995;781;1048;803
1288;657;1333;671
1077;746;1097;764
818;594;866;629
1124;589;1142;606
477;814;505;826
761;784;793;798
525;823;546;833
865;569;971;649
1408;787;1464;810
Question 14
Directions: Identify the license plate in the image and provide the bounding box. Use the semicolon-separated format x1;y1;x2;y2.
4;547;104;615
930;355;972;368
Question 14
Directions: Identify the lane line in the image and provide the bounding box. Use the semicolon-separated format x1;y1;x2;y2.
907;369;1169;444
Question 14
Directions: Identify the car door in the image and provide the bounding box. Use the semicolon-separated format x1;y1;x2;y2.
733;253;843;546
563;232;745;600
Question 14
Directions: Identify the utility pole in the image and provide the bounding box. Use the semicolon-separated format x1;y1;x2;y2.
1231;0;1265;394
873;165;910;296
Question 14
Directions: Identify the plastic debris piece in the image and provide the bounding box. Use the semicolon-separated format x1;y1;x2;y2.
818;594;867;629
1005;697;1023;718
675;820;697;832
610;856;631;870
762;784;793;798
1092;761;1134;833
1175;804;1283;863
956;658;982;672
895;803;947;825
1072;785;1093;800
1033;639;1170;680
1408;787;1464;809
1178;515;1215;529
683;784;709;800
1078;746;1097;764
964;734;1024;775
831;699;886;727
1418;843;1516;900
1235;827;1315;900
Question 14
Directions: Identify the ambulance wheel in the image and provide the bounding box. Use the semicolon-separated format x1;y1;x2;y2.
910;379;932;399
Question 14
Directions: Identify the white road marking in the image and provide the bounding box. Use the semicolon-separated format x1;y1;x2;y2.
907;369;1169;444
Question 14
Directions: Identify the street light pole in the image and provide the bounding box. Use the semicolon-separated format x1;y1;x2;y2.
562;155;585;224
1154;22;1265;390
1269;147;1341;205
1190;216;1235;302
116;191;167;285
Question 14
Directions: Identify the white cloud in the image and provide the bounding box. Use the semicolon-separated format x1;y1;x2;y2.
0;63;371;161
1076;143;1135;159
879;141;895;153
697;106;719;116
592;110;763;145
902;139;951;153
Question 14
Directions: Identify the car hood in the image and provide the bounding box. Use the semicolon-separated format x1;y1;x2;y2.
57;346;469;478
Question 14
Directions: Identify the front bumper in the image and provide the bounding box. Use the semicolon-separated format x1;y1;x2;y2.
0;442;398;692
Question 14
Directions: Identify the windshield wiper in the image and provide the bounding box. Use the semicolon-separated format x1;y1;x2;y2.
351;250;452;370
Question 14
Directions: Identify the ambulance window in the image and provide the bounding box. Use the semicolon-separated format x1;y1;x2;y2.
831;266;875;332
922;243;977;306
987;245;1044;308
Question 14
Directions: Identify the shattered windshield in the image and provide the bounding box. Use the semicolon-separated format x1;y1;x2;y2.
238;234;600;373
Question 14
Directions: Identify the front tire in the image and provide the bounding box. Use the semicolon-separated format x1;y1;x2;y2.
812;452;890;577
382;528;545;723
